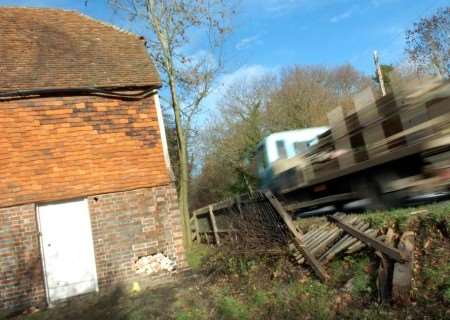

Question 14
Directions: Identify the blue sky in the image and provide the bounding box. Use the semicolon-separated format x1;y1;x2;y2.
1;0;447;119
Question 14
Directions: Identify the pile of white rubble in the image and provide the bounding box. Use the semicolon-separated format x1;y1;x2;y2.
134;253;176;274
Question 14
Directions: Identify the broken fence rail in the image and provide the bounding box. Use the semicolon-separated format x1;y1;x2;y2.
191;191;409;282
191;191;328;280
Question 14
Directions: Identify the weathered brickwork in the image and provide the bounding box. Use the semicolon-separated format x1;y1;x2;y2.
88;184;186;288
0;184;186;315
0;7;183;316
0;204;46;312
0;94;170;207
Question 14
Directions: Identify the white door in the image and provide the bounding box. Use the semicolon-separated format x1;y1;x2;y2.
37;199;98;304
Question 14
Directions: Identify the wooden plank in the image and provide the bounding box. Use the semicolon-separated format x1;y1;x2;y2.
346;230;381;254
209;205;221;245
264;190;329;281
297;229;343;264
328;214;406;262
194;198;236;216
279;133;448;195
304;223;331;242
376;228;395;303
194;216;200;243
319;222;370;264
392;231;415;304
306;227;337;249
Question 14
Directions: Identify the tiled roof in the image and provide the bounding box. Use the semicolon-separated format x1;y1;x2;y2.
0;7;161;92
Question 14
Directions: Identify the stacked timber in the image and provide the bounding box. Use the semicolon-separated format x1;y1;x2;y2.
270;76;450;194
290;213;390;267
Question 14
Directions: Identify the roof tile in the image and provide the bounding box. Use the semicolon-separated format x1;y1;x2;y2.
0;7;161;91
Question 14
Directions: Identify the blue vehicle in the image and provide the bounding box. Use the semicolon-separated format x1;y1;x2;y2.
253;127;329;188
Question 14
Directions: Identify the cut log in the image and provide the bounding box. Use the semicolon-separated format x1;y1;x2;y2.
304;223;331;242
392;231;415;305
376;228;396;304
306;227;338;248
319;222;370;264
297;229;343;264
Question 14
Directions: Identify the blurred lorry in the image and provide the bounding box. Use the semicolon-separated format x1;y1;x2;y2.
252;76;450;215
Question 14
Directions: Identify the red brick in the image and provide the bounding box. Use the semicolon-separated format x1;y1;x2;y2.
0;95;170;207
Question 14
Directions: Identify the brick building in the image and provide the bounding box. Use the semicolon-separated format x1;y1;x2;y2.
0;7;185;314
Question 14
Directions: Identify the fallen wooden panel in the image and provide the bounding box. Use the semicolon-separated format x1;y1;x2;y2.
265;190;329;281
328;214;407;262
319;221;370;264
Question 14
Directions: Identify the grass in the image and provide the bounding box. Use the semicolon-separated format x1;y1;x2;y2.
185;244;212;271
11;201;450;320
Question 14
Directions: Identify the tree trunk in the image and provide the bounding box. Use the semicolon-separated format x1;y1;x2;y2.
168;75;192;248
177;131;192;248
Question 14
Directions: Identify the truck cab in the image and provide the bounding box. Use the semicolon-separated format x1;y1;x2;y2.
254;127;329;188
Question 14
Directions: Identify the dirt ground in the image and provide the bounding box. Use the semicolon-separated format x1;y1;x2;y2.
9;201;450;320
11;273;200;320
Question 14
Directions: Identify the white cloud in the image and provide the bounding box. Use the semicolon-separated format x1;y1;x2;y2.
195;64;277;124
218;64;273;89
370;0;400;8
264;0;302;14
330;9;353;23
185;49;217;67
235;35;262;50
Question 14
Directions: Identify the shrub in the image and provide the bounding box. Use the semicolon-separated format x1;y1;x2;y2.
216;296;249;320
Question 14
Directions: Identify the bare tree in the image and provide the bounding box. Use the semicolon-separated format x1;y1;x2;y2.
267;66;337;130
192;64;374;206
105;0;235;247
266;65;373;131
406;7;450;77
193;74;276;206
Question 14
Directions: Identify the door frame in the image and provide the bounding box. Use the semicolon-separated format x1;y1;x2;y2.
36;198;99;306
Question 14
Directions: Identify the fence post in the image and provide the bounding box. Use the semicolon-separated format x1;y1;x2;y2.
235;195;243;218
264;190;329;282
209;205;221;245
194;214;200;243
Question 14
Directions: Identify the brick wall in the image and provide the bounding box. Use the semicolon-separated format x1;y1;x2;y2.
89;184;186;289
0;204;46;312
0;183;186;315
0;94;170;207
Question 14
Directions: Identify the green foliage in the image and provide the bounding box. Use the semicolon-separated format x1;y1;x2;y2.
175;308;208;320
443;287;450;303
328;259;349;286
372;64;394;92
216;296;250;320
192;64;373;206
185;244;211;270
17;201;450;320
251;290;270;307
351;267;372;296
360;201;450;233
282;279;336;320
203;250;258;276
